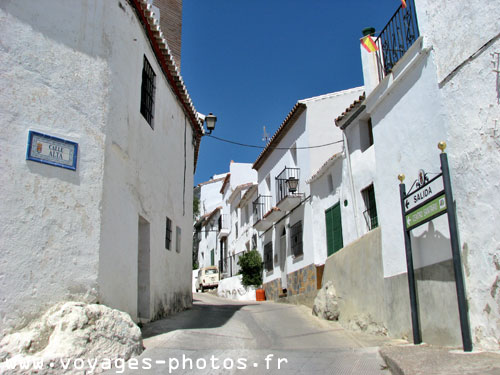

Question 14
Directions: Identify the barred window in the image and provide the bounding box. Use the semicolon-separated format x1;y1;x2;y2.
362;184;378;230
140;56;156;128
165;217;172;250
264;241;273;271
291;221;303;257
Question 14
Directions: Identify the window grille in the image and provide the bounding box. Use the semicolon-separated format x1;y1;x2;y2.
165;217;172;250
362;184;379;230
264;242;273;271
290;221;303;257
140;56;156;127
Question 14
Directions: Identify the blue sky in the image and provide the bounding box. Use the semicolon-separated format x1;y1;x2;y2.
182;1;399;186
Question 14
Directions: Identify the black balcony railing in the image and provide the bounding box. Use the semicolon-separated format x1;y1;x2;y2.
253;195;271;225
375;0;419;77
275;167;302;204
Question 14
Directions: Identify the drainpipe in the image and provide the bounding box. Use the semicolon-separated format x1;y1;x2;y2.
342;132;360;237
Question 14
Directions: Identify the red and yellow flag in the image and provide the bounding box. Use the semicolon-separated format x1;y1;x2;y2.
361;35;378;53
401;0;407;8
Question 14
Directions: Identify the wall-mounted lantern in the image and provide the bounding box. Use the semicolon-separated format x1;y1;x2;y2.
204;113;217;135
287;177;299;194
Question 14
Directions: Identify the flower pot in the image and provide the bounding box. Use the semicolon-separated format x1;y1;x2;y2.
256;288;266;301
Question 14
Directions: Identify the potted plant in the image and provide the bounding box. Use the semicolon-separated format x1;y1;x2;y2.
237;249;265;300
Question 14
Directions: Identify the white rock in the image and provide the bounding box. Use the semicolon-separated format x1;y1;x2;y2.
0;302;143;374
312;281;341;321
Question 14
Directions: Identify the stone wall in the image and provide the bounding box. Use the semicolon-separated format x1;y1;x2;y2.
287;263;317;296
263;278;281;301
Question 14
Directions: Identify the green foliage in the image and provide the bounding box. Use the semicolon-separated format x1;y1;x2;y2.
193;196;200;219
237;249;263;287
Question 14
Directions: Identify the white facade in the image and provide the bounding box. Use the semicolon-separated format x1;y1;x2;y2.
194;175;226;270
0;0;202;334
220;162;258;278
252;88;364;294
315;0;500;349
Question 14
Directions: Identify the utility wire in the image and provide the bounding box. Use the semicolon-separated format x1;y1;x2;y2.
205;134;343;150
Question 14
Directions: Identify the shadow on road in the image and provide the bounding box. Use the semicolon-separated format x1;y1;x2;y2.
141;294;252;339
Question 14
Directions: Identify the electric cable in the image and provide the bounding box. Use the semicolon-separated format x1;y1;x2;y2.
205;134;343;150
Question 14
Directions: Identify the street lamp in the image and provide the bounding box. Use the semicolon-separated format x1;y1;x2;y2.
287;177;299;194
204;113;217;135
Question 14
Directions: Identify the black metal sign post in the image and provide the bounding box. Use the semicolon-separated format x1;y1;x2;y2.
440;148;473;352
398;141;472;352
398;179;422;345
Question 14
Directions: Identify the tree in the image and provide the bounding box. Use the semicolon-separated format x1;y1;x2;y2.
237;250;263;287
193;196;200;219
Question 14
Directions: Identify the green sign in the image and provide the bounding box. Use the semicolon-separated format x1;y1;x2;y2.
406;194;447;229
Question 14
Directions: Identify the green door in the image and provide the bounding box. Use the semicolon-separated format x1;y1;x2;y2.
210;249;215;266
326;203;343;256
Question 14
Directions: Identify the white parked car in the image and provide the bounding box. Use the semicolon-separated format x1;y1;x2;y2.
196;266;219;292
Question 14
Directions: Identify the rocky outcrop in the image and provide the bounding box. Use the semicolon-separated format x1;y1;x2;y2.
312;281;341;321
0;302;143;374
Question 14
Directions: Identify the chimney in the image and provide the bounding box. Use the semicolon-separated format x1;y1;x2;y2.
153;0;183;70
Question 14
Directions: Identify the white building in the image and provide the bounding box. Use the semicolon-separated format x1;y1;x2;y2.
0;0;203;334
193;175;227;270
219;162;258;278
251;88;364;300
317;0;500;350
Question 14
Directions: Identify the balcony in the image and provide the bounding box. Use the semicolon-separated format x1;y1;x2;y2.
276;167;304;212
217;214;230;239
253;195;274;232
375;0;419;78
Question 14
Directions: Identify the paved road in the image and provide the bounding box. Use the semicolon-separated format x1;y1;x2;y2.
108;293;391;374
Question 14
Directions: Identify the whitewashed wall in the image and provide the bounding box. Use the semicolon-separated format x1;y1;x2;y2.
0;0;199;330
256;89;365;286
0;1;108;334
199;176;226;216
360;0;500;348
416;0;500;349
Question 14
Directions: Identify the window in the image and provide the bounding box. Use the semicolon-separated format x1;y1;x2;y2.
235;221;239;238
264;241;273;271
165;217;172;250
325;203;343;256
290;221;303;257
140;55;156;128
175;226;181;253
360;118;374;152
362;184;378;230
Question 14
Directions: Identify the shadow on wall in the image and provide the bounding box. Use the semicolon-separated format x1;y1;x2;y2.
2;0;117;59
27;161;81;186
411;221;454;280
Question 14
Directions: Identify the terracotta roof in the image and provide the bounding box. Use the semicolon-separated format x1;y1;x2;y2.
199;206;222;227
130;0;204;169
334;93;366;129
263;207;281;219
238;184;258;208
196;175;226;188
228;182;256;204
252;103;307;170
306;152;343;184
220;173;231;194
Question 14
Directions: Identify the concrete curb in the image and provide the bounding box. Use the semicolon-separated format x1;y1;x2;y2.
379;344;500;375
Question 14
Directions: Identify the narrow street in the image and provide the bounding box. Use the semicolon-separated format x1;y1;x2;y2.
108;293;391;374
